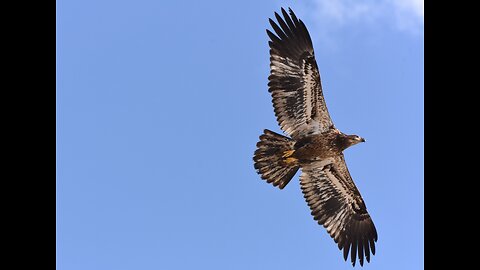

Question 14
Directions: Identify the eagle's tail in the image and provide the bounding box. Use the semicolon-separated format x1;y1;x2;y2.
253;129;299;189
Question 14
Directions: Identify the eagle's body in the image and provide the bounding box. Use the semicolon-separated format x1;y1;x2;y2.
253;8;377;267
292;129;362;161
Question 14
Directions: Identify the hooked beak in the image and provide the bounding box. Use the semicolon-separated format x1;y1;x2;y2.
360;137;366;142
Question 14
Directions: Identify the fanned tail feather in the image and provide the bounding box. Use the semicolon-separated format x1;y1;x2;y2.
253;129;299;189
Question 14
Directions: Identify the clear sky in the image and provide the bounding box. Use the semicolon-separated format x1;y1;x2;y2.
57;0;424;269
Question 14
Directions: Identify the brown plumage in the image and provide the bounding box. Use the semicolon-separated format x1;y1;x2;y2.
253;8;377;267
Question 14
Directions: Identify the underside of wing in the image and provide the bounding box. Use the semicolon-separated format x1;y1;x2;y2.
267;8;334;140
300;156;377;266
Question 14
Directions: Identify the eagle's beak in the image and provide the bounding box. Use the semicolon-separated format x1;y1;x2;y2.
360;137;366;143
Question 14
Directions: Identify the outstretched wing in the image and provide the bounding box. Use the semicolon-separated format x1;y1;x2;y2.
300;155;377;266
267;8;334;140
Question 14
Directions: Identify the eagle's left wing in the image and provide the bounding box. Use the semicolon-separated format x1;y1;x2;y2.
267;8;334;140
300;155;378;266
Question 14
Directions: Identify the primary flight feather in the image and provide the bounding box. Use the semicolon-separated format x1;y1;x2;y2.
253;8;377;267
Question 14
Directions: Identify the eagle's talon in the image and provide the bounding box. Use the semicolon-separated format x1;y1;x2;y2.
282;150;295;158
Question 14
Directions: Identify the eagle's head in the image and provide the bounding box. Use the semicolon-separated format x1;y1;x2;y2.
336;133;366;151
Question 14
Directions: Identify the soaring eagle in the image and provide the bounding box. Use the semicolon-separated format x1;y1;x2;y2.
253;8;377;267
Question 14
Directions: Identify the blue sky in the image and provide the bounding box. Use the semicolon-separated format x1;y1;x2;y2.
57;0;424;269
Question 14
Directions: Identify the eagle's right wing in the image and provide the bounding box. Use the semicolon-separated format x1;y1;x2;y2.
267;8;334;140
300;155;378;266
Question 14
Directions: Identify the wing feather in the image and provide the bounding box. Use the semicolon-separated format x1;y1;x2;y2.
267;8;334;139
300;155;377;266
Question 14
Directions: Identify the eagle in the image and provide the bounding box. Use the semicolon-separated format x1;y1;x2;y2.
253;8;378;267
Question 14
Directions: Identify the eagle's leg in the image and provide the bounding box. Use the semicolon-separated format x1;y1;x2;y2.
282;150;298;165
282;149;295;158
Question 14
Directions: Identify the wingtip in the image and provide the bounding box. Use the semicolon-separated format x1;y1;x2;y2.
265;29;274;37
343;243;350;261
268;18;275;26
274;12;283;23
281;7;289;20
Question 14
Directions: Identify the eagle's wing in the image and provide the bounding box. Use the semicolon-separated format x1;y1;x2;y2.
267;8;334;140
300;155;377;266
